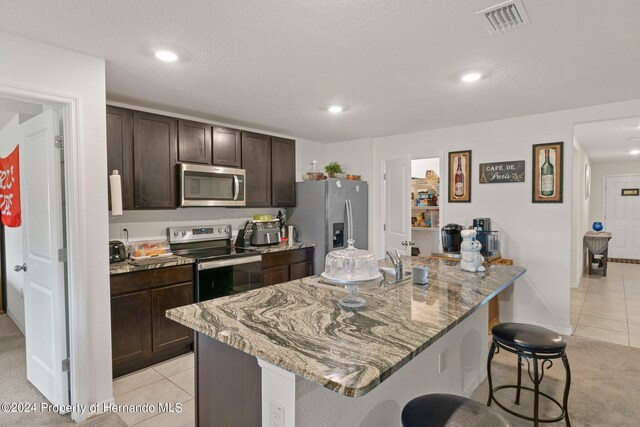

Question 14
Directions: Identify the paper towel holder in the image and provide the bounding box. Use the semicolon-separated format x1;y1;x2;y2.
109;169;123;218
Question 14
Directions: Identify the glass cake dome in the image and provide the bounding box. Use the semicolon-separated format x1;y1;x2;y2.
321;239;381;308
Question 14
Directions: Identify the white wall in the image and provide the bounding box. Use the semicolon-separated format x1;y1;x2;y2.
590;160;640;224
363;99;640;334
570;139;592;287
0;115;24;332
0;32;110;420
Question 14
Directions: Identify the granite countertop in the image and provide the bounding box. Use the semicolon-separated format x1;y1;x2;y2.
109;255;195;275
242;241;316;253
166;256;525;397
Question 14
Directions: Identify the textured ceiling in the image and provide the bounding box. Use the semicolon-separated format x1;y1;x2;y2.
1;0;640;142
575;117;640;163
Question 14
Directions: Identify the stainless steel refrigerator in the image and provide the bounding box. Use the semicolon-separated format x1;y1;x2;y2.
289;178;368;275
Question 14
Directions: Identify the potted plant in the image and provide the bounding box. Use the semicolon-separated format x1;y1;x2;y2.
325;161;344;178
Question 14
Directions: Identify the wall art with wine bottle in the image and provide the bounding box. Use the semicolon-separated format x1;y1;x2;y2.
532;141;563;203
448;150;472;203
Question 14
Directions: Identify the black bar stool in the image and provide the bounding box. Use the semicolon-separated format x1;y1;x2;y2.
487;322;571;426
401;393;512;427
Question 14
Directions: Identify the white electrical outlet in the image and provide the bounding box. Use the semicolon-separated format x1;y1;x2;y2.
269;399;285;427
438;350;447;374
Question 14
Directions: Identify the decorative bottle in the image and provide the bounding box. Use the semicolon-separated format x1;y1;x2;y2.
541;149;554;196
454;157;465;197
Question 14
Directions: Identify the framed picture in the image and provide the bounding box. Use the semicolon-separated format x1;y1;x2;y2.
585;163;591;200
532;142;563;203
448;150;472;203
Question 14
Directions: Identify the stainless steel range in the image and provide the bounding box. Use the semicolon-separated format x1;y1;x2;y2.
169;225;262;302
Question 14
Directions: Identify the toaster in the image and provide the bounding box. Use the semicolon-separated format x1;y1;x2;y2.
236;220;281;247
109;240;128;263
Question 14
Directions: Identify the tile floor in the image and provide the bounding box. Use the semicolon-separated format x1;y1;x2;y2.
571;261;640;347
113;353;195;426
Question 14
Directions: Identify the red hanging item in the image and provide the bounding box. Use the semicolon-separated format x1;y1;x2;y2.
0;146;21;227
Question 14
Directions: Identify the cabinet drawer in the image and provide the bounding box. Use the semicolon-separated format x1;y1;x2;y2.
262;266;289;287
111;265;194;295
261;247;314;270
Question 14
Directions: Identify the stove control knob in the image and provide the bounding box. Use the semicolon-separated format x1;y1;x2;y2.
173;231;179;237
181;231;187;237
225;226;231;233
218;227;223;233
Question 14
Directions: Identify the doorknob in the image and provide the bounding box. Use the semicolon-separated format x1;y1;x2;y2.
14;263;27;272
401;241;416;247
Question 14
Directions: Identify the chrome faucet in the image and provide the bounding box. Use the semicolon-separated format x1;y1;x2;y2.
386;250;403;282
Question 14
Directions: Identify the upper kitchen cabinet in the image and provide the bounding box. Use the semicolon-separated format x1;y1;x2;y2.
177;119;211;164
271;137;296;207
241;132;272;207
106;106;134;210
213;126;242;168
132;111;178;209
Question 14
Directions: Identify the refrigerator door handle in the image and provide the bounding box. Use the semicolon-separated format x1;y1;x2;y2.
346;199;354;242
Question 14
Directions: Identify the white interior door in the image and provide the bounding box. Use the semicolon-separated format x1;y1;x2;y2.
384;156;411;255
605;175;640;259
19;109;69;406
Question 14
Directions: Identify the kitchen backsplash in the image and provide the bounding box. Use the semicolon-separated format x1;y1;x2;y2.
109;207;283;242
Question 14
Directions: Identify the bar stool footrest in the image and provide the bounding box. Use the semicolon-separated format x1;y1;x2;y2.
491;384;566;423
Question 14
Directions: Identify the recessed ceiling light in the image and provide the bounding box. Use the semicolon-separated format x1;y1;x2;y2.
155;50;178;62
461;72;483;82
630;149;640;155
327;105;344;113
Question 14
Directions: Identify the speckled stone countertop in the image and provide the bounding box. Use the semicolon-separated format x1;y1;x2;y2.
242;241;315;253
109;255;195;275
166;256;525;397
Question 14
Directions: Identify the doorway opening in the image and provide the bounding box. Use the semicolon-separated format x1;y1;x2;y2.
570;116;640;347
410;156;442;257
0;93;72;412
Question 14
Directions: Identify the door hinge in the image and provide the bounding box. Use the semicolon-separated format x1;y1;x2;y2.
383;224;386;231
58;248;68;263
383;173;386;180
54;135;64;149
62;359;70;372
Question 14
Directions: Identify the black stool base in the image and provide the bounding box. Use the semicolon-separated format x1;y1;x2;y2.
491;384;566;423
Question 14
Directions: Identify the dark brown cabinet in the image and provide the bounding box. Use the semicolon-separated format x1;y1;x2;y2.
177;119;211;164
261;247;314;286
111;265;194;377
241;132;272;207
111;290;152;366
106;106;134;210
271;137;296;207
213;126;242;168
132;111;178;209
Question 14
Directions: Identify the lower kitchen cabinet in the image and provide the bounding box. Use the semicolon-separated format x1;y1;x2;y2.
111;265;194;377
261;247;314;286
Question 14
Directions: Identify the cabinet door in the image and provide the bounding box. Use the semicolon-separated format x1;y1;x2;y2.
289;261;314;281
271;137;296;207
177;119;212;164
262;266;289;287
106;106;134;210
111;290;152;366
241;132;271;207
133;111;178;209
213;126;242;168
151;282;194;352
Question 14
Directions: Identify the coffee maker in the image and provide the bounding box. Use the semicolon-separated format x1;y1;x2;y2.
441;224;463;253
473;218;500;256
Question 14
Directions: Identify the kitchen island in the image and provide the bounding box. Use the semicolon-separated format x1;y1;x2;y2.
167;256;525;426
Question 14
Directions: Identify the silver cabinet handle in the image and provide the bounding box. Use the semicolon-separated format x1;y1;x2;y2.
14;263;27;272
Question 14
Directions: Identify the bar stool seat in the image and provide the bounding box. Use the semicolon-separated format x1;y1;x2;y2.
401;393;512;427
492;322;567;354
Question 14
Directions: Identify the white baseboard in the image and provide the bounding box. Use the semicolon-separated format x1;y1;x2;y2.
71;396;115;423
499;315;573;336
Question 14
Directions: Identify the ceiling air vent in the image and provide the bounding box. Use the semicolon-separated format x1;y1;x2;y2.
478;0;531;35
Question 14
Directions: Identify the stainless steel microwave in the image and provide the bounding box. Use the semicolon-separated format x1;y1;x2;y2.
179;164;246;207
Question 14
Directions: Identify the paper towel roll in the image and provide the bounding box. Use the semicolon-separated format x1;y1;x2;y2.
109;170;123;216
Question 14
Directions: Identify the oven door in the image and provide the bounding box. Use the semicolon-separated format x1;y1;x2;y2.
180;164;246;207
196;255;262;302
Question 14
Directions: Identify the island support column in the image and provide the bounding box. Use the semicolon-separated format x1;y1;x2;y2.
257;359;296;427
